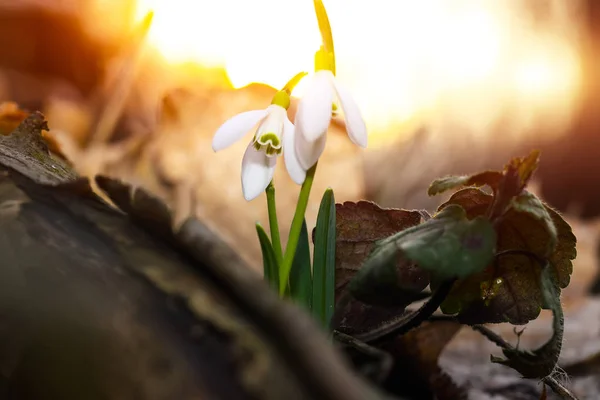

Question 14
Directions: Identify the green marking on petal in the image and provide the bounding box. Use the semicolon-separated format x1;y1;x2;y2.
258;132;281;147
265;146;280;156
254;132;283;156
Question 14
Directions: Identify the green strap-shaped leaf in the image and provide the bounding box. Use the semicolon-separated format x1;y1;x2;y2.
256;223;279;292
312;189;336;329
289;219;313;311
350;204;496;300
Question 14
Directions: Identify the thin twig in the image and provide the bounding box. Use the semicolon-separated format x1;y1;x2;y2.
471;324;579;400
333;330;393;383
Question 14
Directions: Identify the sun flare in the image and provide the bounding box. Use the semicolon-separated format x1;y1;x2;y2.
130;0;582;144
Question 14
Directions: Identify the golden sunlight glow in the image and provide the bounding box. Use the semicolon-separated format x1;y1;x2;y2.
132;0;582;144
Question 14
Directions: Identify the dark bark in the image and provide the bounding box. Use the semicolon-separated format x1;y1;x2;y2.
0;113;384;399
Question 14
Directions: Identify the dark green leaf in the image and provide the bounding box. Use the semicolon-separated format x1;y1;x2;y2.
438;188;575;324
256;223;279;291
428;171;503;196
352;204;496;297
334;201;426;307
491;265;564;379
511;191;557;252
312;188;336;329
289;219;312;311
330;201;427;336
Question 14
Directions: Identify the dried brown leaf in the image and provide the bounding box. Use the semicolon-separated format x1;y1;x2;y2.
333;201;426;334
335;201;425;300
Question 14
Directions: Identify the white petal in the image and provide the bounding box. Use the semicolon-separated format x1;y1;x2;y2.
212;109;268;151
294;122;327;170
241;142;277;201
282;118;306;185
295;70;334;143
332;80;368;148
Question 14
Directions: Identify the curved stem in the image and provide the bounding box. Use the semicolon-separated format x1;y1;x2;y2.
353;279;455;344
470;324;578;400
279;163;318;294
282;72;308;94
332;330;393;384
266;182;283;265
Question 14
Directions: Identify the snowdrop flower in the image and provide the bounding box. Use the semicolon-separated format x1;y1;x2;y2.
294;65;368;170
212;91;305;201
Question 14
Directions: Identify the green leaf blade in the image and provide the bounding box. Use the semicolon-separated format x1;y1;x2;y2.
357;204;496;286
312;188;336;329
289;219;313;311
428;171;503;197
438;188;576;325
256;223;279;292
511;191;557;252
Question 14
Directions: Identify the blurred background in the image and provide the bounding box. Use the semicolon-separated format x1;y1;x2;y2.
0;0;598;275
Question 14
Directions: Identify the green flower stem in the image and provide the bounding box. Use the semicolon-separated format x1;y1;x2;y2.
266;182;283;266
279;163;318;294
282;72;308;95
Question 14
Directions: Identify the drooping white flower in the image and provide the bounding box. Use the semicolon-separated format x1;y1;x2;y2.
294;69;367;170
212;103;306;201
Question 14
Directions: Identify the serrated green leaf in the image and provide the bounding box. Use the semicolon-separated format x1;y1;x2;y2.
352;205;496;298
511;191;557;253
402;207;496;280
491;265;564;379
428;171;503;197
312;188;336;329
289;219;312;311
438;188;576;325
256;224;279;292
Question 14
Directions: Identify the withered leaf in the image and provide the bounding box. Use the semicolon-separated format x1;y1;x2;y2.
332;201;425;334
489;150;541;220
509;149;541;191
335;201;426;304
437;188;575;324
428;150;542;223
